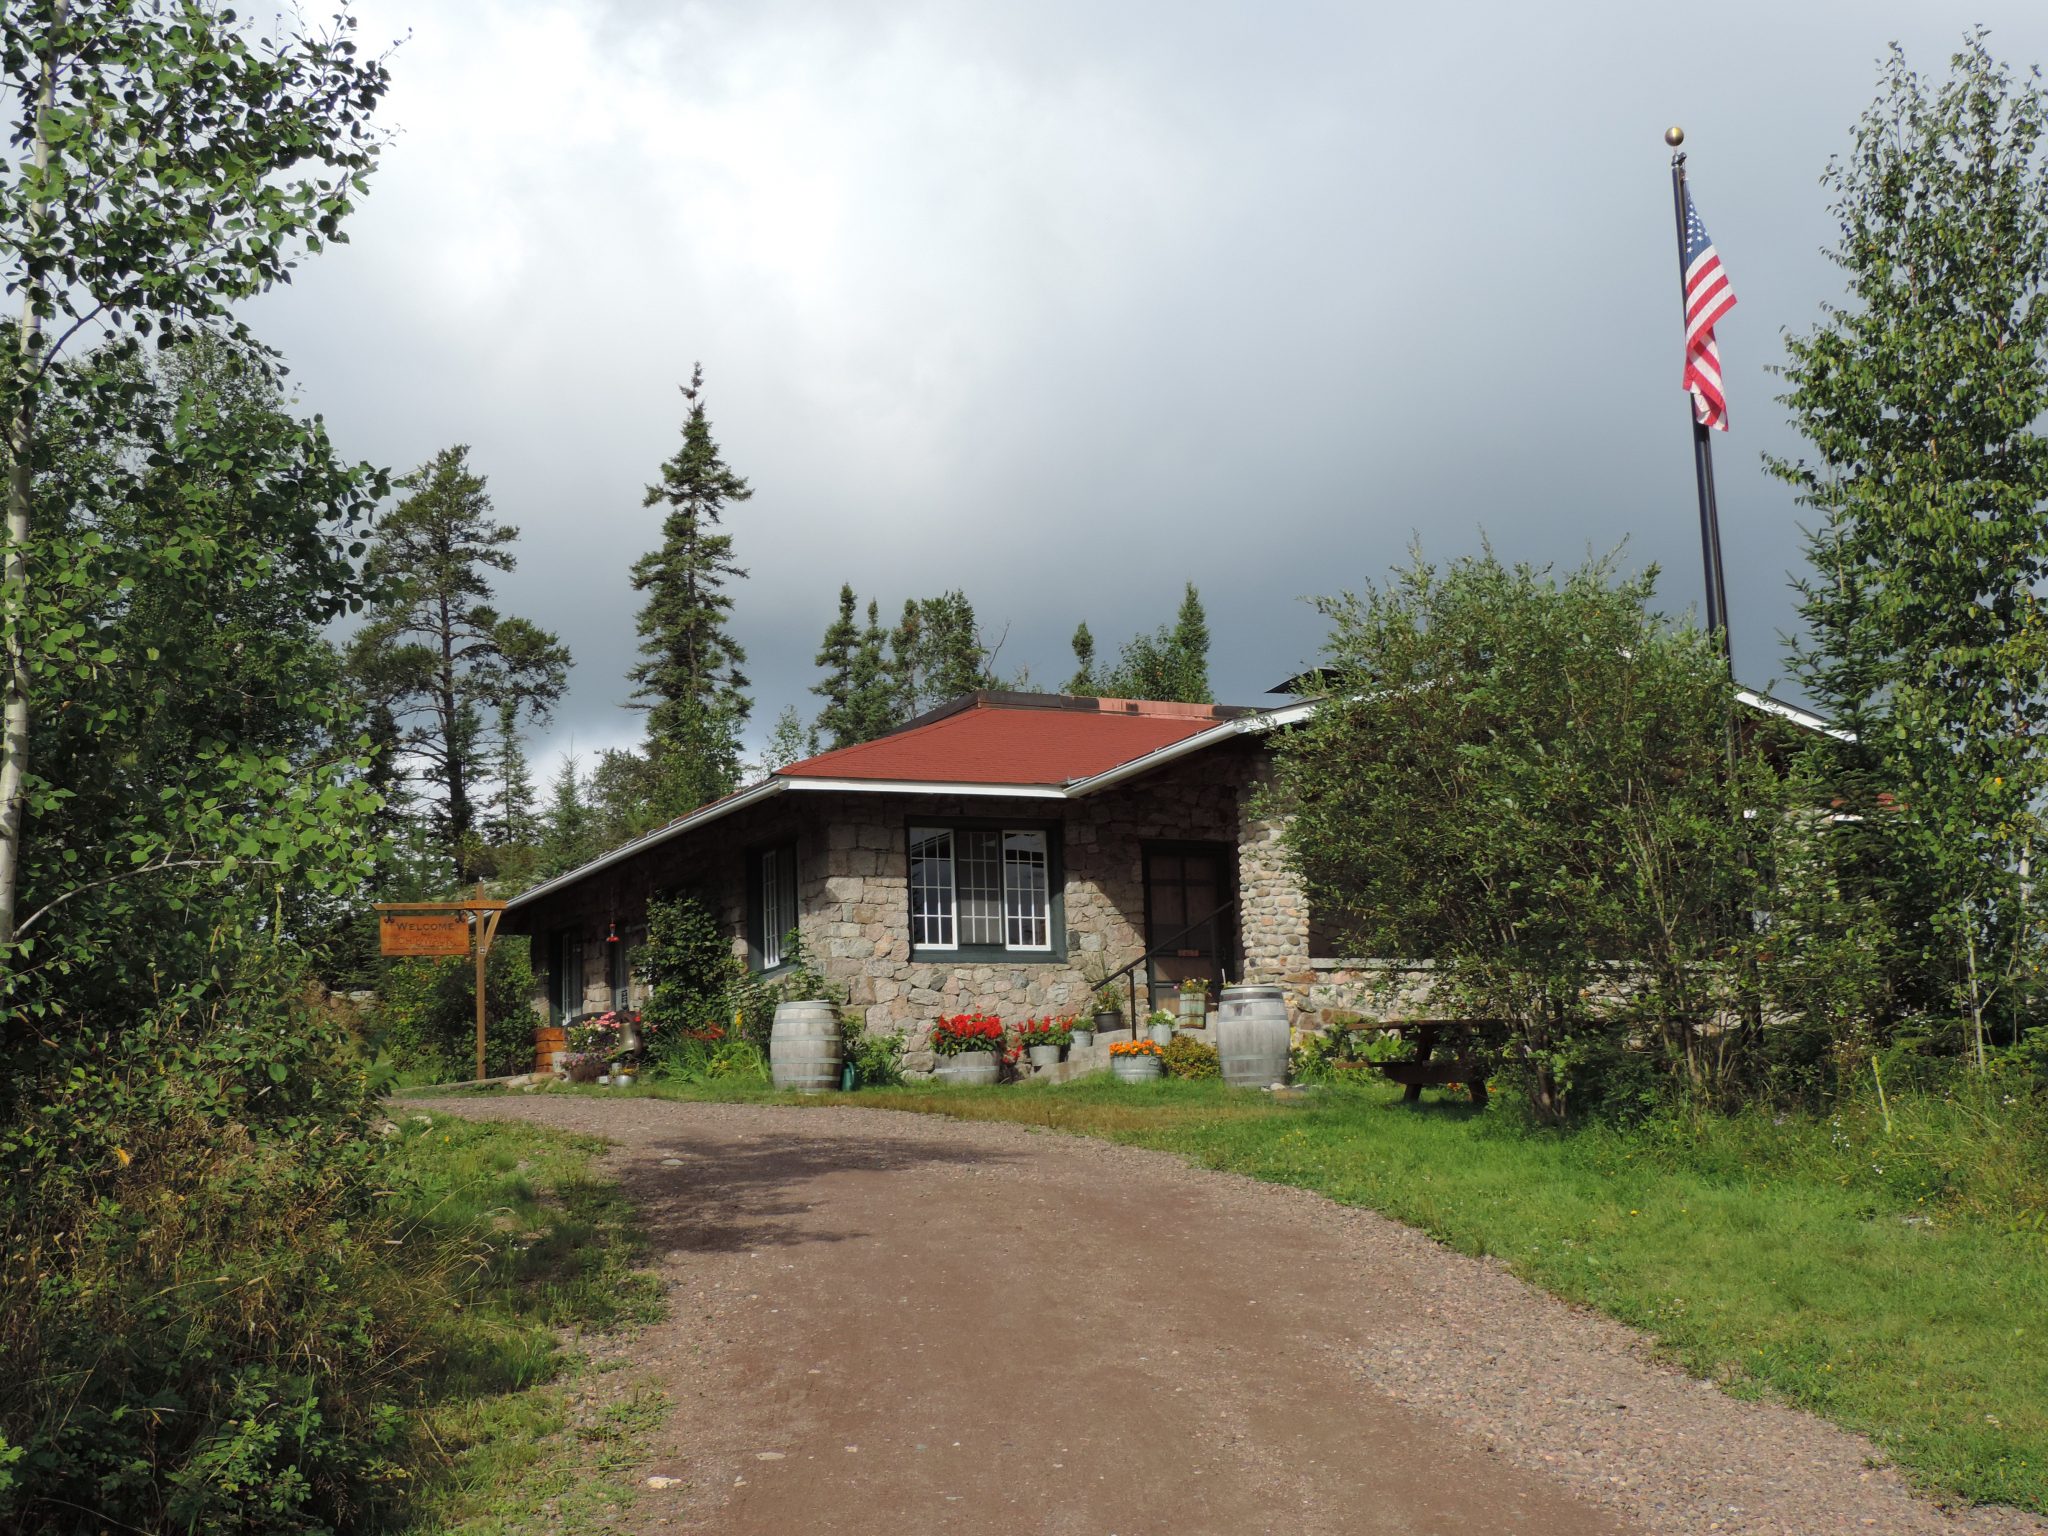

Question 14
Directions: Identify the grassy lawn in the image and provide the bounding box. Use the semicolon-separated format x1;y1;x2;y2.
563;1069;2048;1513
373;1113;667;1535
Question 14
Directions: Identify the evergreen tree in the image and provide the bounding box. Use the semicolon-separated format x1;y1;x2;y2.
489;701;537;846
628;363;753;816
538;754;598;878
1067;621;1099;694
1770;30;2048;1054
346;445;570;879
812;584;862;746
889;599;924;719
913;589;995;706
844;599;900;745
1098;582;1214;702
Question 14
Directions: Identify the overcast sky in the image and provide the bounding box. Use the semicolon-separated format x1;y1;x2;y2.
245;0;2048;780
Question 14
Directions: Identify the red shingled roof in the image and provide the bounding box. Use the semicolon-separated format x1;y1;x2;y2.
778;696;1229;787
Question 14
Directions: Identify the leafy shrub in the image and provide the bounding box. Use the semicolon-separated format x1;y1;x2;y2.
1290;1017;1400;1082
640;896;847;1081
844;1011;906;1088
1162;1033;1221;1079
366;937;538;1079
0;960;449;1534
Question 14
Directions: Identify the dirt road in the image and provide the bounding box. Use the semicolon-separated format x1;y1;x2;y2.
422;1095;2048;1536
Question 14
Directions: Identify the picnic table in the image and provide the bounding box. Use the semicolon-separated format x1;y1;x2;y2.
1367;1019;1499;1107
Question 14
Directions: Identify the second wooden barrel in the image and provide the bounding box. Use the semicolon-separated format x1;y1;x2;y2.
1215;984;1291;1089
770;1000;844;1093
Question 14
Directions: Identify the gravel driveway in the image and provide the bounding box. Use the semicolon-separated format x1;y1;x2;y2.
421;1094;2048;1536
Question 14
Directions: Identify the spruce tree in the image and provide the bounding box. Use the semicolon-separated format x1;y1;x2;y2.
489;701;537;846
1097;582;1214;702
812;584;862;746
844;600;899;744
889;599;924;719
1067;621;1099;694
347;445;570;879
538;754;598;878
629;363;753;816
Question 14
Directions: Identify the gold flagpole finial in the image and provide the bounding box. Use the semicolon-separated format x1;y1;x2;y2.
1664;126;1685;147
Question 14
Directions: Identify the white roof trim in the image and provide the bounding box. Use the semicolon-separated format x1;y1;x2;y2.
1067;701;1317;796
1734;688;1856;742
780;776;1067;799
505;776;788;912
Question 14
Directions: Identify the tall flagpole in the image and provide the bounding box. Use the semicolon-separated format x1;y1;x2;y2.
1666;126;1734;668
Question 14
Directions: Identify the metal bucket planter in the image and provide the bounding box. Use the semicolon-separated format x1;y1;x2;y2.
1148;1023;1175;1047
1070;1028;1095;1049
1113;1054;1164;1083
1216;984;1292;1089
937;1052;999;1087
1027;1044;1062;1070
770;1000;845;1093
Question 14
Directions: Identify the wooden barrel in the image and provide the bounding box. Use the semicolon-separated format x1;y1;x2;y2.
534;1025;568;1075
770;1000;844;1093
1215;985;1291;1089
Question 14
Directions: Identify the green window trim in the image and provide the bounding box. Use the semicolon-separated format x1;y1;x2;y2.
905;816;1067;964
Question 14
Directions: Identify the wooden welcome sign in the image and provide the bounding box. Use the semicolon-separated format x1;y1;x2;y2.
378;910;472;957
374;886;510;1080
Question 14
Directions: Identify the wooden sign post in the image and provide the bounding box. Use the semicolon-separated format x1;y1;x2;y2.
375;883;509;1081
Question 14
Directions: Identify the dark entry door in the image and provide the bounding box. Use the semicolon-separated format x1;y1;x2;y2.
1142;843;1233;1013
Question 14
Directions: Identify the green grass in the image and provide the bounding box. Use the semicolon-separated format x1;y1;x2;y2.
554;1069;2048;1513
373;1113;668;1535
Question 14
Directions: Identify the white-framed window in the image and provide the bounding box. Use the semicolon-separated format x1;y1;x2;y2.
909;824;1054;955
752;843;798;972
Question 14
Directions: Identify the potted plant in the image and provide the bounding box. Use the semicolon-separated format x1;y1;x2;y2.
1177;977;1211;1027
1109;1037;1165;1082
1069;1010;1096;1049
1145;1007;1177;1046
1090;982;1126;1035
930;1012;1003;1086
1017;1016;1071;1069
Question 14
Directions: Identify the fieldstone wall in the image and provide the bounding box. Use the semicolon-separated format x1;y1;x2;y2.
505;737;1444;1062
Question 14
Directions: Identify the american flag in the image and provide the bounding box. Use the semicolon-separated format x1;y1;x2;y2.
1681;190;1737;431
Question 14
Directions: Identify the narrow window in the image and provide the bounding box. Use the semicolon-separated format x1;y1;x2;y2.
555;931;585;1023
751;843;799;971
608;935;631;1009
908;827;956;948
1003;830;1050;949
955;829;1004;945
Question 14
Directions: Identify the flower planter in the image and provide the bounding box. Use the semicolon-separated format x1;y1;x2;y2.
1070;1029;1095;1049
1112;1054;1164;1083
936;1052;999;1087
1027;1044;1062;1070
1149;1023;1176;1047
1178;992;1208;1027
533;1025;567;1075
1092;1009;1125;1035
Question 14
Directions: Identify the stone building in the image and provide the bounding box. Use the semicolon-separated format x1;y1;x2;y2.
501;691;1325;1060
500;682;1837;1065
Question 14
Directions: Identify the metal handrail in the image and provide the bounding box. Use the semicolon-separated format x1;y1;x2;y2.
1088;896;1239;1032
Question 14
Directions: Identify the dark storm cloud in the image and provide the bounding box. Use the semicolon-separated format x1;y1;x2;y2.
246;0;2048;777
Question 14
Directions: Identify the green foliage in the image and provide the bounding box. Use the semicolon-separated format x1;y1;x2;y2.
367;938;539;1081
0;0;393;952
1289;1017;1401;1082
629;363;753;818
346;445;569;882
844;1011;907;1088
636;895;842;1080
1096;582;1212;702
4;336;387;1022
1272;546;1766;1120
1770;31;2048;1064
812;585;901;748
1161;1032;1221;1079
1066;620;1098;694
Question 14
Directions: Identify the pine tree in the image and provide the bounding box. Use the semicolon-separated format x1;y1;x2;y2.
489;701;537;846
539;754;598;877
347;445;570;879
812;584;862;746
1097;582;1214;702
889;599;924;719
915;590;994;705
629;363;753;816
1067;621;1099;694
842;600;900;745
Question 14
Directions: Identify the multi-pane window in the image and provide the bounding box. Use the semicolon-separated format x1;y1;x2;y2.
752;843;798;972
909;825;1053;954
554;931;585;1024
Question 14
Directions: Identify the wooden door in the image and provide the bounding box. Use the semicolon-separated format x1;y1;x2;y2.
1142;843;1233;1014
